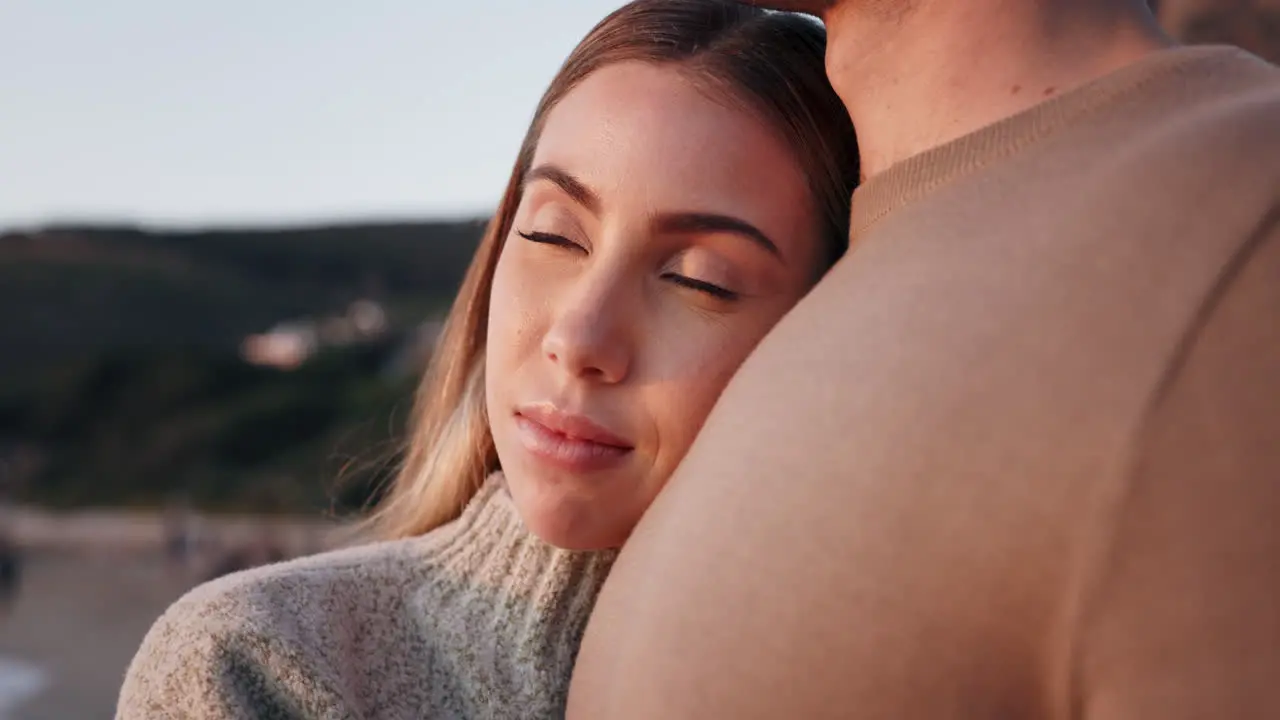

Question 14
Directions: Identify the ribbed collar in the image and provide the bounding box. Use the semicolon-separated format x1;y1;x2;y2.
410;473;618;717
850;45;1252;236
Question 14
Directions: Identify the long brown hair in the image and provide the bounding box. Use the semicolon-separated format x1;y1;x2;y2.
368;0;859;539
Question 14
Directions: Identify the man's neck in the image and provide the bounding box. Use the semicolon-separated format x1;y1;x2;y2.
823;0;1173;178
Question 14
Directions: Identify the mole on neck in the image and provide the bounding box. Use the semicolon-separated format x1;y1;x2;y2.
821;0;1172;177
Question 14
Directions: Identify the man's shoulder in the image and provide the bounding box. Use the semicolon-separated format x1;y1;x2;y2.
1153;45;1279;107
1132;47;1280;174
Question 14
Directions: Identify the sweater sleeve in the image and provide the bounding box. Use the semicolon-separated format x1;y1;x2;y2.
1077;214;1280;718
116;578;354;720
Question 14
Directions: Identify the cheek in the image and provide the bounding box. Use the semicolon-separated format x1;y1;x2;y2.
486;250;545;391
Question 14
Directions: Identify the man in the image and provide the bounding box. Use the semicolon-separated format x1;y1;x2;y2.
568;0;1279;717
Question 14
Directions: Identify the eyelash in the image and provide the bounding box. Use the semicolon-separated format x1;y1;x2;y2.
515;229;739;302
517;229;581;251
661;274;739;301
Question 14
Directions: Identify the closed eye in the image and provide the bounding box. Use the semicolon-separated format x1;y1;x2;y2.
661;273;739;301
517;229;585;253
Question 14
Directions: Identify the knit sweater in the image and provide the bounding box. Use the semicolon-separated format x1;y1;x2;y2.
117;476;617;719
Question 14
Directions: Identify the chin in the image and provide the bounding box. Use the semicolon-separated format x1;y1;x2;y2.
506;471;633;551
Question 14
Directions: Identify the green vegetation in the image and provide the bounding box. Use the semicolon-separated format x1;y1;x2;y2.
0;343;412;514
0;220;484;514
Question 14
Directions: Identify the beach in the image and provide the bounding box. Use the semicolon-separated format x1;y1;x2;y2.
0;509;349;719
0;549;190;719
0;655;47;720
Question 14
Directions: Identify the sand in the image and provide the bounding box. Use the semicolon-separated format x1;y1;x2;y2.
0;549;194;719
0;508;353;720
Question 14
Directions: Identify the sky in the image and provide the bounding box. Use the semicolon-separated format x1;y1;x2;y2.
0;0;630;230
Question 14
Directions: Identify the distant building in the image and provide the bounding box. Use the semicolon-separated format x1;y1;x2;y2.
241;321;319;370
240;299;390;370
348;299;388;336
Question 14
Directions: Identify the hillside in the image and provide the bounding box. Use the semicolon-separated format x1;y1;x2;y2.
0;221;486;514
0;221;484;379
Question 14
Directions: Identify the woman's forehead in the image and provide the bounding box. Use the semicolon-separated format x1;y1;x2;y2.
529;62;814;231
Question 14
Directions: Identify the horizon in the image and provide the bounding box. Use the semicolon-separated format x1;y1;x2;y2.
1;209;492;236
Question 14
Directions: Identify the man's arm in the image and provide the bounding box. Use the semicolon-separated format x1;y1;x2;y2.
1077;215;1280;718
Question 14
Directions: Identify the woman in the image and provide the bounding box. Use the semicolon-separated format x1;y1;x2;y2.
117;1;859;717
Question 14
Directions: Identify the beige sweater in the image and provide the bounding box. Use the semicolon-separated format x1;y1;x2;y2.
117;476;616;719
568;46;1280;718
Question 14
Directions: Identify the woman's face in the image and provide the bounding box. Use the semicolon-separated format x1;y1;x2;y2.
486;61;826;550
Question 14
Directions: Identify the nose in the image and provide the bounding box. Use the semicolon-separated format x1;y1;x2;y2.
541;277;632;384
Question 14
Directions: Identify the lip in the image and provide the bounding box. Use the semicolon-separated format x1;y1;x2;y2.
514;403;633;473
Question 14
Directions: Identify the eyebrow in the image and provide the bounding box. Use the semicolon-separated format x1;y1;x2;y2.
524;164;601;214
523;163;782;261
653;213;782;261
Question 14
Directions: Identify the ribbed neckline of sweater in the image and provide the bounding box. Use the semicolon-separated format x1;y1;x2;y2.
850;45;1253;237
421;473;619;604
